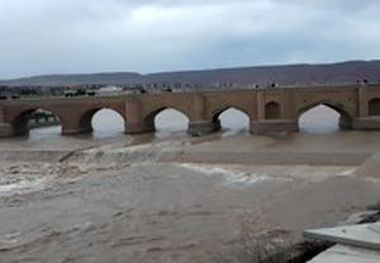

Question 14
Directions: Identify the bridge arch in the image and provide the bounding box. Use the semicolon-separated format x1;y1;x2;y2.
77;107;126;134
368;98;380;116
143;106;191;132
297;101;353;130
211;106;250;132
265;101;281;119
11;107;63;136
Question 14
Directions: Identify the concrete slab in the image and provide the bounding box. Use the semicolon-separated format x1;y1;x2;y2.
308;244;380;263
304;223;380;251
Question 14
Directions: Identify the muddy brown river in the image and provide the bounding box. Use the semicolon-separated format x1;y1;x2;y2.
0;107;379;262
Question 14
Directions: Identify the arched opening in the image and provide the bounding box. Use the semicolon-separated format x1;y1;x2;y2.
13;108;61;138
265;101;281;119
212;107;250;135
298;103;352;134
90;109;125;138
368;98;380;116
147;108;189;138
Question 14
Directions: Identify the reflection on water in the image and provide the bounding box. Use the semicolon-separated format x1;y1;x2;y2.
27;106;342;142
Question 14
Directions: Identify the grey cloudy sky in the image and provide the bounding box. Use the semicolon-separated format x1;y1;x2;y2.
0;0;379;78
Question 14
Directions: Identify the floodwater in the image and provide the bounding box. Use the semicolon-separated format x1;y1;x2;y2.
0;106;380;262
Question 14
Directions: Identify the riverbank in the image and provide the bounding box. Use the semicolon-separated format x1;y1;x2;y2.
0;130;380;262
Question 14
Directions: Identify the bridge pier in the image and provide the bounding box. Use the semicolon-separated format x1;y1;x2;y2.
125;121;155;134
62;127;93;135
352;117;380;130
0;122;30;137
188;120;220;136
250;119;299;135
0;123;16;138
339;116;353;130
61;120;93;135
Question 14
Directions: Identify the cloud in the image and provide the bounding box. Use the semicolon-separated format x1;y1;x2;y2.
0;0;379;78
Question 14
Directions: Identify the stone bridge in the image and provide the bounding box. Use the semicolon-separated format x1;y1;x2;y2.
1;84;380;138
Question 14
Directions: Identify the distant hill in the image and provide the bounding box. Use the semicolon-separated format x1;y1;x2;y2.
1;60;380;87
0;72;146;87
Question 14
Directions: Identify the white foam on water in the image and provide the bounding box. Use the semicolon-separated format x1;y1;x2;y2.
178;163;274;186
0;177;50;197
88;143;152;154
257;164;360;183
178;163;359;185
336;168;357;176
363;177;380;183
0;232;21;250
